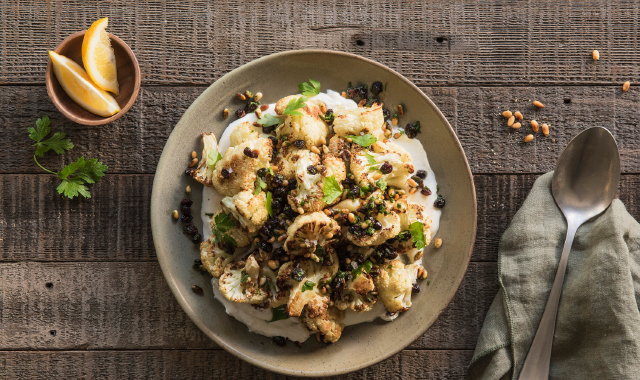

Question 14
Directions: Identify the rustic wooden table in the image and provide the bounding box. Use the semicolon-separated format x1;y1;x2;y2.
2;1;639;378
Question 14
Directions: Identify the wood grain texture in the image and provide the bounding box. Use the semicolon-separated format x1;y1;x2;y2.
2;1;640;86
0;261;497;351
3;85;640;175
5;173;640;262
0;349;473;379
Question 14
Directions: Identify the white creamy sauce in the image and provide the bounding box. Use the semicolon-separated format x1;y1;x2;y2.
200;90;441;341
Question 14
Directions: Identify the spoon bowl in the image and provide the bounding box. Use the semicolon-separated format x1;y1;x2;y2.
552;127;620;224
519;127;620;380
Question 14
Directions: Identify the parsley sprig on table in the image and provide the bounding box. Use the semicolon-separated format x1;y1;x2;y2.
28;116;108;199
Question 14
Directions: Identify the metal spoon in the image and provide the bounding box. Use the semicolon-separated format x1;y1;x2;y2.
518;127;620;380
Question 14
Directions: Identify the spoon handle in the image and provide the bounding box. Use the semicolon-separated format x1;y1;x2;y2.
518;221;578;380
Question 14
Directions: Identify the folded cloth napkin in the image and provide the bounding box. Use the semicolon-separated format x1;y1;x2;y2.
469;172;640;379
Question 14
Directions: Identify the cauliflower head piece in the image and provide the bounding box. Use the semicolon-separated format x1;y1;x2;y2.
374;260;419;313
219;255;268;304
210;137;273;197
286;151;346;212
345;211;401;247
333;271;377;313
210;211;253;248
272;147;320;180
350;141;414;188
333;104;385;140
275;95;330;148
284;212;341;257
395;202;433;261
220;190;269;234
191;132;221;186
199;236;241;278
229;121;261;147
299;296;345;343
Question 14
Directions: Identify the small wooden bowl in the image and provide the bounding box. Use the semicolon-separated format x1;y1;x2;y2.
45;30;141;126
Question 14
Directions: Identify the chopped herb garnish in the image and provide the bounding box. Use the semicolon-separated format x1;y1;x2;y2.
240;270;249;283
207;148;222;168
365;152;377;166
375;178;387;191
427;280;431;286
322;175;343;203
254;176;267;195
212;212;238;247
283;96;308;116
387;265;393;270
352;260;373;277
409;221;426;250
301;280;315;292
269;305;289;322
257;113;284;127
298;79;321;97
347;134;377;147
266;191;273;217
205;213;214;217
292;263;305;282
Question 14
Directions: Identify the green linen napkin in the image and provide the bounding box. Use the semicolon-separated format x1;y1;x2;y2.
469;172;640;379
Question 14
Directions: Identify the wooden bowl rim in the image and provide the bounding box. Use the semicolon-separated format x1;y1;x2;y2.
45;30;141;126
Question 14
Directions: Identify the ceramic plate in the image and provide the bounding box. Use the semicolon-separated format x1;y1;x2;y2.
151;50;477;376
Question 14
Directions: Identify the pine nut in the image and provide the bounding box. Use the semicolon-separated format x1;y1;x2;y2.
531;120;539;132
254;92;263;101
414;250;423;261
236;93;246;101
394;132;401;139
324;209;332;216
434;238;442;248
319;103;327;113
392;118;398;126
297;207;305;214
372;173;382;180
245;90;254;98
407;178;418;187
172;210;179;220
533;101;545;108
542;123;550;136
341;91;348;98
268;260;277;270
524;134;534;143
514;111;523;120
511;122;522;129
348;213;356;223
623;81;631;92
267;236;275;243
185;185;191;195
223;108;229;119
255;108;262;118
260;104;269;111
324;232;334;239
397;104;404;116
592;50;600;60
502;110;512;118
310;146;320;154
189;158;198;167
282;180;289;186
507;115;515;127
191;151;197;159
278;235;287;241
409;187;417;194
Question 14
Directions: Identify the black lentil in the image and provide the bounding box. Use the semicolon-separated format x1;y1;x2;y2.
412;284;421;293
372;219;382;230
293;140;306;149
257;168;268;178
382;108;391;120
380;162;393;174
434;196;446;208
272;174;284;186
183;224;198;235
259;241;273;253
272;336;287;347
244;101;259;113
180;214;193;223
235;109;246;118
307;165;318;175
416;170;427;179
405;123;418;139
355;254;365;265
370;81;383;95
180;198;193;207
421;186;432;196
221;168;230;179
191;233;202;244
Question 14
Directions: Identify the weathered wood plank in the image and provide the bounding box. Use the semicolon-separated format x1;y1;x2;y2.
0;261;497;351
0;349;473;379
2;85;639;175
4;173;640;262
2;1;639;86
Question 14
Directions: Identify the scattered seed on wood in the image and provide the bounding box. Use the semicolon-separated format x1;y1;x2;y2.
524;134;534;143
542;123;550;136
533;101;545;108
434;238;442;248
172;210;179;220
192;285;204;294
502;110;512;118
531;120;539;132
514;111;523;120
189;158;198;167
191;151;197;159
592;50;600;60
623;81;631;92
507;116;515;127
511;122;522;129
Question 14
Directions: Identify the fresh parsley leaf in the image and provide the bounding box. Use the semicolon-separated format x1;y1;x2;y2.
283;96;307;116
254;176;267;195
222;233;238;247
257;113;284;127
56;177;91;199
387;265;393;270
301;280;315;292
214;212;236;232
352;260;373;278
365;152;377;166
375;178;387;191
207;148;222;168
298;79;321;96
409;221;426;250
55;156;108;199
240;270;249;283
321;175;342;203
269;305;289;322
347;134;377;147
266;191;273;217
75;158;108;184
29;116;74;157
28;116;51;143
436;184;440;194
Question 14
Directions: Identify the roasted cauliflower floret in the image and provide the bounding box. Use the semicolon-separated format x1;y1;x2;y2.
350;141;414;188
199;237;240;278
333;104;385;139
210;137;273;196
191;132;220;186
284;212;341;257
333;272;377;312
210;211;253;247
287;151;346;212
272;147;320;180
374;260;419;313
229;121;260;147
219;255;268;304
276;254;338;317
321;153;347;183
345;211;401;247
275;95;330;148
328;135;349;157
299;297;345;343
220;190;268;234
395;202;434;261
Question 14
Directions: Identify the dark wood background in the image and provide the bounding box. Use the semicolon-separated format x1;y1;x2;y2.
2;1;639;378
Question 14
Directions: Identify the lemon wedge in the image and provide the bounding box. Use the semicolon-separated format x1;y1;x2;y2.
49;51;121;117
82;17;119;95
